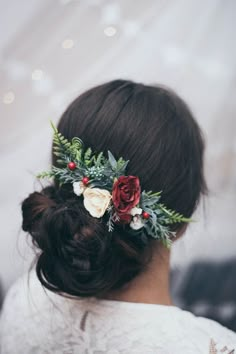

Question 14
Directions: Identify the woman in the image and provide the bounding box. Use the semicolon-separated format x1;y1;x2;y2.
1;80;235;353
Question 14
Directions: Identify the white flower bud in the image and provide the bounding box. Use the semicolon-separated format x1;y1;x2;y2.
73;181;86;196
129;207;142;216
130;215;145;230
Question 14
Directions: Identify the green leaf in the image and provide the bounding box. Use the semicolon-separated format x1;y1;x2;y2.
159;204;192;224
36;170;54;179
84;148;92;166
50;120;58;133
108;150;117;169
56;159;66;165
95;151;104;166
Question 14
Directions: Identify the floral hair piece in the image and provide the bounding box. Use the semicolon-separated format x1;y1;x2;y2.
37;122;192;248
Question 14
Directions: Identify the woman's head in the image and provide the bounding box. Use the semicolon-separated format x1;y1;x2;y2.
22;79;207;297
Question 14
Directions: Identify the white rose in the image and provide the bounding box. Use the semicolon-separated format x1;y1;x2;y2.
130;215;145;230
73;181;86;196
129;207;142;216
83;188;112;218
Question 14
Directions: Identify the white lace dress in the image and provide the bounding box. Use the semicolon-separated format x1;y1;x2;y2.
0;271;235;354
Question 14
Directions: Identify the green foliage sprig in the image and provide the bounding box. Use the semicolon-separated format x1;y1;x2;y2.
137;191;192;248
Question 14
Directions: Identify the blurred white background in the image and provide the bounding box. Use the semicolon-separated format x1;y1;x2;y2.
0;0;236;295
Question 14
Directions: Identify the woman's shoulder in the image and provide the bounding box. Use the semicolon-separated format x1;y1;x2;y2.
0;270;53;319
94;298;236;350
0;272;58;337
1;272;236;353
169;305;236;349
0;271;75;353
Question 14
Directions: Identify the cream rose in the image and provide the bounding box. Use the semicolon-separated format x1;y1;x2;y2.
83;187;112;218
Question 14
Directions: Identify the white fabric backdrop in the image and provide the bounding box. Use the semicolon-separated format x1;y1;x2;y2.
0;0;236;294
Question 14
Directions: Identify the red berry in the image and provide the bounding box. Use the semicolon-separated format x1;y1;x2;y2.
142;211;150;219
82;176;89;185
68;162;76;170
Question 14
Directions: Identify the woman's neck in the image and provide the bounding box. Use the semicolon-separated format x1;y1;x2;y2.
104;244;173;306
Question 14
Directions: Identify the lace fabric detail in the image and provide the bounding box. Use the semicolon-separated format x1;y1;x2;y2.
0;271;236;354
209;339;235;353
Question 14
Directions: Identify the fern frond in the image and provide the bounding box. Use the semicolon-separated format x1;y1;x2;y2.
36;170;54;179
159;204;192;224
70;137;84;161
95;151;104;166
50;121;72;162
84;147;93;166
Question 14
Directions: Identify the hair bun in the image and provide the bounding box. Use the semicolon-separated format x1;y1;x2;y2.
22;185;147;297
22;188;57;233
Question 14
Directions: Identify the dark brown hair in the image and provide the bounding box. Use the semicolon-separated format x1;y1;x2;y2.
22;80;207;297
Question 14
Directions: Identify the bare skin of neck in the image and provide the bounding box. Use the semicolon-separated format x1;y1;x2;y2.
104;243;173;306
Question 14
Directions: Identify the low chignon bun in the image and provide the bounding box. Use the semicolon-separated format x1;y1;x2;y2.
22;185;149;297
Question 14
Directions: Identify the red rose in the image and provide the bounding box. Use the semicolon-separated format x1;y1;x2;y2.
112;176;141;223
